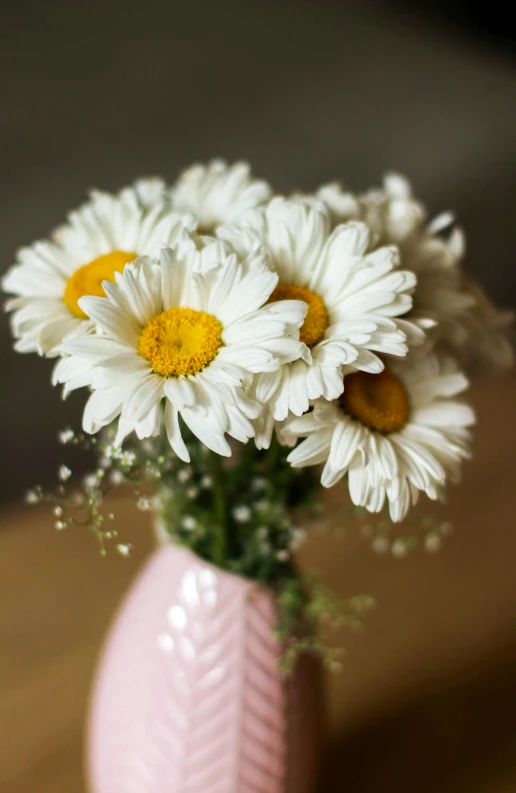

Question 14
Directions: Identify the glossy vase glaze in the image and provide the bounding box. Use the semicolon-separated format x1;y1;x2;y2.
87;544;323;793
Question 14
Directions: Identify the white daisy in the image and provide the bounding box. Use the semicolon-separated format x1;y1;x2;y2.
285;353;475;522
402;212;474;335
53;242;307;461
169;159;271;234
376;186;513;372
221;197;424;447
2;180;194;357
318;174;513;373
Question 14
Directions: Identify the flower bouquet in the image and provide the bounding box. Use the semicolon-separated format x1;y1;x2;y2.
4;161;513;793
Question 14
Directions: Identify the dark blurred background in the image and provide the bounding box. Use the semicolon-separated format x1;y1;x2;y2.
1;0;515;504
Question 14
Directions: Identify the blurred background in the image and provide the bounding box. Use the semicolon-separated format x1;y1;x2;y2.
1;1;516;791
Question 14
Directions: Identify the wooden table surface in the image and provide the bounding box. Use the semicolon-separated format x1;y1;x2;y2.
1;376;516;793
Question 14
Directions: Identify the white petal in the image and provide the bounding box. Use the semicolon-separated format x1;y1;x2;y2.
165;401;190;462
122;375;164;422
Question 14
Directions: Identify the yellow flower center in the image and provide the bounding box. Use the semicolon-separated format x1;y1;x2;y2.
269;283;329;347
340;368;410;434
197;221;215;235
138;307;223;377
63;250;136;318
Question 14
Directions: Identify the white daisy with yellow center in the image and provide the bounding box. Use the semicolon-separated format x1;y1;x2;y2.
221;197;424;448
169;160;271;235
285;354;475;522
2;179;194;357
54;242;308;460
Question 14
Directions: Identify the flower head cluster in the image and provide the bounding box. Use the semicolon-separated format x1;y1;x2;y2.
3;161;513;526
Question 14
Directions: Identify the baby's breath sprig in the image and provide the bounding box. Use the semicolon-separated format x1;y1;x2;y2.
357;510;455;557
27;421;323;570
25;467;118;556
25;427;153;556
275;574;376;675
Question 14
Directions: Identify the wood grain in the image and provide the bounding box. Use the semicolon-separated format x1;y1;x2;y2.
1;376;516;792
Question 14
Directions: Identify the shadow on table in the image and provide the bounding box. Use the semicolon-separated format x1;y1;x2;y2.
319;636;516;793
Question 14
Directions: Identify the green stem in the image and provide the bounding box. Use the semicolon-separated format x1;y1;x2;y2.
267;433;281;473
208;451;227;566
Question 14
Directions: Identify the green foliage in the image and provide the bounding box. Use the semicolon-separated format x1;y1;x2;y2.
275;574;376;675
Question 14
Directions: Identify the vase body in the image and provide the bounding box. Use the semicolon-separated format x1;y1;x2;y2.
87;544;323;793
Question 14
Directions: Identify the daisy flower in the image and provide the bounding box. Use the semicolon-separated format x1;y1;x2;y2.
285;353;475;522
169;159;271;234
222;197;424;447
315;176;463;333
53;242;307;461
377;185;513;373
2;180;194;357
318;174;514;373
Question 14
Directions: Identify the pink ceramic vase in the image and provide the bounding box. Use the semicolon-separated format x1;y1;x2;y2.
87;543;323;793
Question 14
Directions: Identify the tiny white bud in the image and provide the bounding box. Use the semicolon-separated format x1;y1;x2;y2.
391;539;408;559
178;468;192;483
276;549;289;562
116;543;132;557
200;475;213;489
290;527;307;551
251;477;267;492
110;470;123;486
186;487;199;500
137;497;151;511
25;490;40;505
233;505;251;523
425;534;442;553
257;526;268;540
58;465;72;482
372;536;390;554
54;506;63;517
181;516;197;531
84;473;99;489
55;520;67;530
58;428;74;444
440;521;454;537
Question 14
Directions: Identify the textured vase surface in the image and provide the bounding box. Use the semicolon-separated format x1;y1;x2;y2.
88;544;323;793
